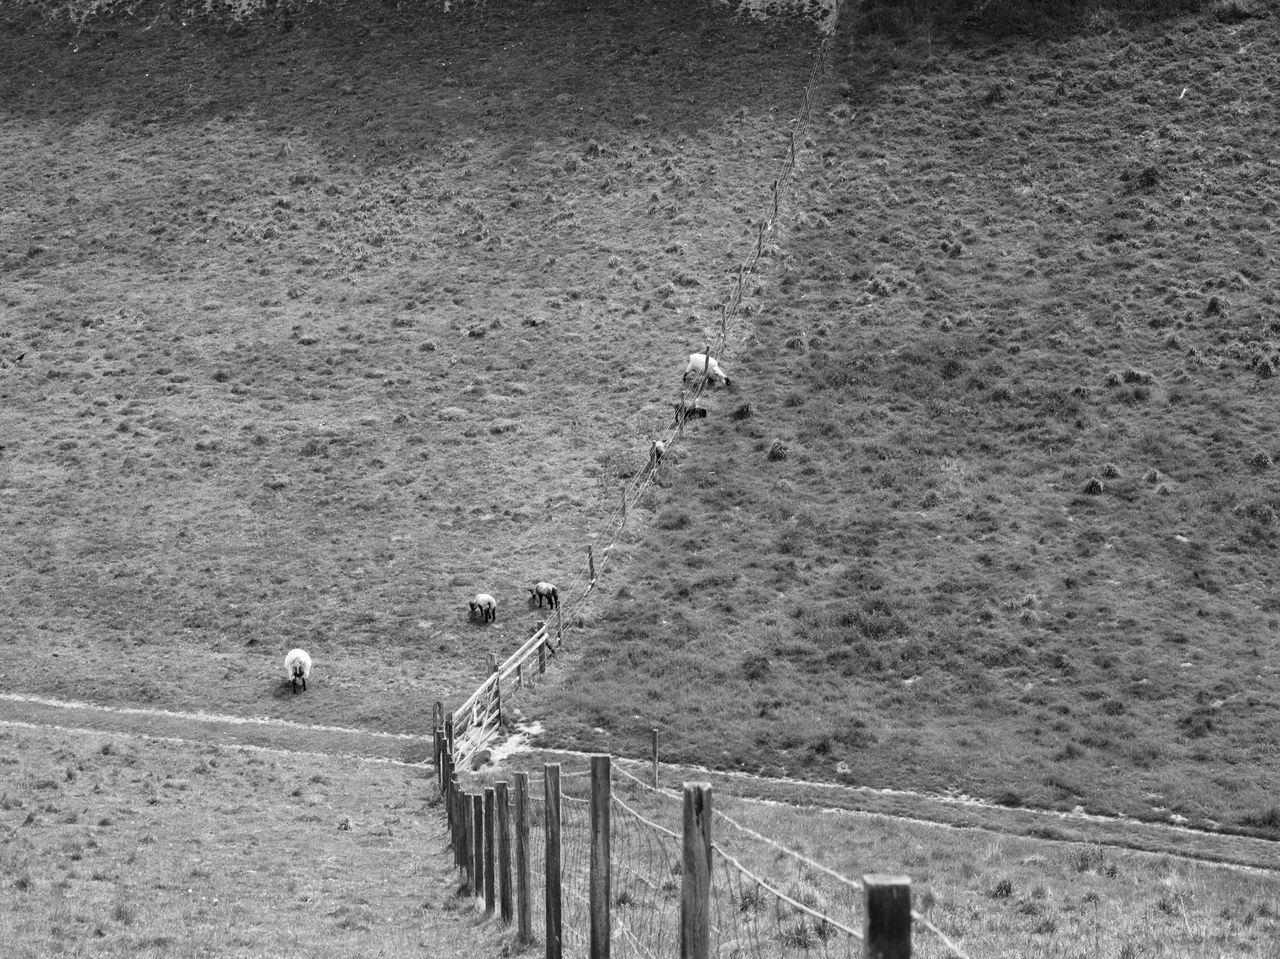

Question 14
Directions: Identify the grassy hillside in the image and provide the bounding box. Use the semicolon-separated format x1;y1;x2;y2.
522;1;1280;839
1;0;1276;856
0;0;818;725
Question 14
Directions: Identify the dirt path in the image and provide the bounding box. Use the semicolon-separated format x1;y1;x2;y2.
5;692;1275;874
0;692;435;765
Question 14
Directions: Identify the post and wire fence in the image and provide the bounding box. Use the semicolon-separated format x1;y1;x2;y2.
432;2;972;955
432;721;974;958
448;0;851;770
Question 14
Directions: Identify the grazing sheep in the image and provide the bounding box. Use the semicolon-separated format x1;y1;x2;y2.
650;439;667;467
672;399;708;427
528;581;559;610
469;593;497;623
682;352;731;387
284;648;312;694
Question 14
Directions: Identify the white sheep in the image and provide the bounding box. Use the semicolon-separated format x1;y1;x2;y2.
284;648;312;694
469;593;497;623
650;439;667;466
528;581;559;610
682;351;731;388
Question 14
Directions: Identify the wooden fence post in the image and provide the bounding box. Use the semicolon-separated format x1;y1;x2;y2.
445;715;455;758
434;727;443;791
484;787;497;915
514;771;533;944
545;764;563;959
587;544;596;584
556;603;564;647
863;875;912;959
455;777;467;876
621;484;627;522
451;774;464;875
681;782;713;959
497;781;513;924
651;728;659;790
472;793;484;903
460;785;473;892
490;658;501;726
590;755;611;959
538;637;548;674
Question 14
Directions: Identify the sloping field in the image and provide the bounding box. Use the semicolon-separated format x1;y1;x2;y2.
519;1;1280;840
0;0;820;727
2;0;1277;903
0;721;500;959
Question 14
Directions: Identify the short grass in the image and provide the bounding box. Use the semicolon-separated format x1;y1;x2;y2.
463;751;1280;958
0;723;504;959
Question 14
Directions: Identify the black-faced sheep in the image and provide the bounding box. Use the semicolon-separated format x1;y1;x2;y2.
672;399;709;427
682;352;731;388
528;581;559;610
651;439;667;466
284;648;312;694
469;593;497;623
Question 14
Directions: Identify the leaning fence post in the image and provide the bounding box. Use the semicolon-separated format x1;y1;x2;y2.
497;780;513;924
863;875;912;959
484;787;497;915
545;764;563;959
490;658;501;726
681;782;713;959
514;772;533;944
472;793;484;903
590;755;612;959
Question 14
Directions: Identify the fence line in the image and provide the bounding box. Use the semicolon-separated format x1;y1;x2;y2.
432;2;964;956
433;729;941;958
448;0;849;769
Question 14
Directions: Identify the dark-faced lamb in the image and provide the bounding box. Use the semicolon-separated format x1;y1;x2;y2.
469;593;497;623
672;399;708;427
528;581;559;610
284;648;312;694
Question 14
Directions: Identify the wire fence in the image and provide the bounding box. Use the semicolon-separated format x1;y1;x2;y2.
433;738;975;959
434;2;972;956
449;0;850;769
